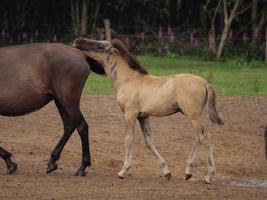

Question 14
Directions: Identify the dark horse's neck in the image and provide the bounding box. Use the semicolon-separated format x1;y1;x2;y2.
85;56;106;75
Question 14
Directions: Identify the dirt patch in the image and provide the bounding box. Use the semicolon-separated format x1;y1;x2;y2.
0;96;267;199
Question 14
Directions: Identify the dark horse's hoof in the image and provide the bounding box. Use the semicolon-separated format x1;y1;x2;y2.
185;173;192;180
47;162;58;174
7;162;17;174
75;170;86;177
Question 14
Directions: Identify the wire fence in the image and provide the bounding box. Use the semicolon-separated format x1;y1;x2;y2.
0;24;266;60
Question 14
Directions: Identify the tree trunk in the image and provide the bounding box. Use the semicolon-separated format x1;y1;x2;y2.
104;19;111;41
209;24;217;55
81;0;88;36
169;0;178;26
70;0;76;34
216;0;241;61
75;0;80;36
251;0;258;32
216;22;230;61
91;0;100;34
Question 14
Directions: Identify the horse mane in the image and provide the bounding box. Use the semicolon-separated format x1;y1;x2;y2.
111;39;148;75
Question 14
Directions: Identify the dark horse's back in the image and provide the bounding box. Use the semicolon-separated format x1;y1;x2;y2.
0;43;90;116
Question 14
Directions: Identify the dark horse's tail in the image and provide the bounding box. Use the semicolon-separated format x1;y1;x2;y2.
265;126;267;159
205;84;224;125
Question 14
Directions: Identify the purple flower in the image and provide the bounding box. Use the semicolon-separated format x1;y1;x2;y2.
125;37;129;45
1;29;5;39
140;32;145;40
22;32;28;40
17;33;21;41
52;34;57;42
158;27;163;39
190;33;195;47
35;30;39;37
164;43;169;50
242;33;248;44
29;36;34;43
228;30;234;40
5;32;9;39
167;25;172;35
208;35;214;49
194;39;198;47
170;33;175;42
252;31;258;44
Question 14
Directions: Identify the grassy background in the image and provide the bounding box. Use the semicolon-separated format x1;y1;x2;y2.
84;55;267;96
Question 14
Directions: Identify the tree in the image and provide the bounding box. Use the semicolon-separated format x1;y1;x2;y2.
204;0;222;55
251;0;258;32
81;0;88;36
216;0;250;61
70;0;88;36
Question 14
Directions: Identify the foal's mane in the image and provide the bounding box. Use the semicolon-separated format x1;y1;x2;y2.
111;39;148;75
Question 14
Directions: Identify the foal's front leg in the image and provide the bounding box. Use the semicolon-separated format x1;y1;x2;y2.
138;117;171;180
118;111;137;178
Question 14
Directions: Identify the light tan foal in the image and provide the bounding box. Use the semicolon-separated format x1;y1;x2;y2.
73;38;223;184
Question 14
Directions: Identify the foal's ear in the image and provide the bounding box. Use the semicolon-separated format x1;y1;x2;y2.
105;45;119;55
110;47;119;54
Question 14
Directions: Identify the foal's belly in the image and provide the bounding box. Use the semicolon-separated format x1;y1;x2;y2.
0;93;52;117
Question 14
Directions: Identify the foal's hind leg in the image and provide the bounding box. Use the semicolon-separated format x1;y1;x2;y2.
204;131;216;183
138;117;171;180
0;146;17;174
185;117;215;183
185;135;201;180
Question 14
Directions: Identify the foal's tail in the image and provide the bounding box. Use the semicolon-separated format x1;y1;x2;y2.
205;84;224;125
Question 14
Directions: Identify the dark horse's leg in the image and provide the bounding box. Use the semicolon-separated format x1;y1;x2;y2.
47;101;91;176
0;146;17;174
74;114;91;176
47;101;76;174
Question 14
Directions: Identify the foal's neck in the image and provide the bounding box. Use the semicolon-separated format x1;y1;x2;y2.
105;56;143;91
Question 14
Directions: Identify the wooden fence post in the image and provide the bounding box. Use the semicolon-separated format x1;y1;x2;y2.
104;19;111;41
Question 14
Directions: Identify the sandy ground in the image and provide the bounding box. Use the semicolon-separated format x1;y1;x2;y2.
0;95;267;200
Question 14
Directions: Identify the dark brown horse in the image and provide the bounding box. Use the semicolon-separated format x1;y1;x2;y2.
0;43;104;176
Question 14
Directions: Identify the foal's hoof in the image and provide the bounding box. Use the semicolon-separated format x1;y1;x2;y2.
185;173;192;180
118;174;125;179
204;177;212;184
164;172;172;181
7;162;17;174
47;162;58;174
205;179;211;184
75;170;86;177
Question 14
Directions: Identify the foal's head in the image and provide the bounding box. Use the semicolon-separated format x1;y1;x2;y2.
73;38;119;71
73;38;148;74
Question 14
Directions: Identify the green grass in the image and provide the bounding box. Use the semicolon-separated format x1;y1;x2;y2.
84;54;267;96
